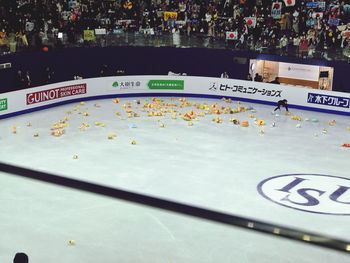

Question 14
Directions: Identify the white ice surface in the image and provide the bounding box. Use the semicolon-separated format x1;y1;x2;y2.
0;96;349;262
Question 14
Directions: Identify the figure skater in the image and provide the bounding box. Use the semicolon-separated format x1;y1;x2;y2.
274;99;289;112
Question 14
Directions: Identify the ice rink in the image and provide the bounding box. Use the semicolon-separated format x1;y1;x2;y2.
0;96;349;263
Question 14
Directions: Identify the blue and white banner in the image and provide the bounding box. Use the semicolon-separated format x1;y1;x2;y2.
113;28;123;34
306;19;316;27
329;4;339;13
328;17;340;26
1;75;349;119
307;93;350;108
306;2;325;10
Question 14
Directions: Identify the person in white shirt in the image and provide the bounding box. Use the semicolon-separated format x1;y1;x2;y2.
221;71;229;78
280;34;288;55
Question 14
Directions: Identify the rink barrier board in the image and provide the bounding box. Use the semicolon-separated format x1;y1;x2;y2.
1;75;350;119
1;92;350;120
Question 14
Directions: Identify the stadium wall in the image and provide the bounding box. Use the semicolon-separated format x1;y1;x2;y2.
0;75;349;119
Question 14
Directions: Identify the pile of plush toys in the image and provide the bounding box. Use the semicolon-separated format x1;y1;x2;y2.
10;96;350;150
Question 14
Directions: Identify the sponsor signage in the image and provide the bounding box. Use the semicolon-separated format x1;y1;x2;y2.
0;98;7;111
112;80;142;89
147;80;184;90
278;62;319;81
209;82;282;97
258;174;350;215
307;93;350;108
26;84;86;105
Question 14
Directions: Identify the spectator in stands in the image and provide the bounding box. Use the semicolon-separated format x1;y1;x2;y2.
247;73;253;81
280;34;288;56
0;0;349;62
299;36;309;58
254;73;263;82
115;69;125;76
270;77;280;84
220;71;229;78
100;64;109;77
255;37;263;52
24;71;31;88
292;34;301;56
308;37;317;57
269;34;278;54
13;252;28;263
261;39;269;52
15;70;25;89
44;66;54;84
0;29;8;53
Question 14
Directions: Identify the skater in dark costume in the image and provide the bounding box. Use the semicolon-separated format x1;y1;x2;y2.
274;99;289;112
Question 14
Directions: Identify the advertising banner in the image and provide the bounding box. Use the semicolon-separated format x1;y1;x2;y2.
147;80;184;90
110;79;144;91
307;93;350;108
26;84;87;105
0;98;7;111
1;75;349;119
207;80;283;99
278;62;319;81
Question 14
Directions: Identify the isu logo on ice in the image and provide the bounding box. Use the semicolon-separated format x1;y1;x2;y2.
257;174;350;215
26;84;87;105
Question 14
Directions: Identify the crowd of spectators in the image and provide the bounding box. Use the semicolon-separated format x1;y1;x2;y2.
0;0;350;59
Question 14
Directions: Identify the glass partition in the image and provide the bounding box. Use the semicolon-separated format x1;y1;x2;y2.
3;30;350;63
